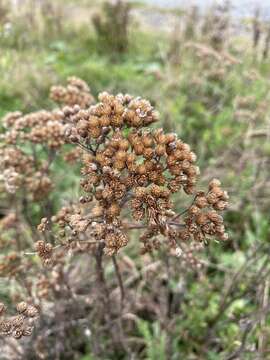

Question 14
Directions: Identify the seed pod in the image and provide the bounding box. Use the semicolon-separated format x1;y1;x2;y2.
156;144;166;156
89;115;100;127
114;160;126;170
137;164;147;175
107;203;121;217
196;196;208;208
142;134;153;147
165;133;176;144
196;213;208;225
150;185;162;197
26;305;39;318
89;127;101;138
16;302;28;314
133;143;144;155
126;153;136;163
143;147;154;159
214;201;228;211
45;243;53;253
209;178;221;189
144;160;154;171
189;205;200;215
99;116;111;127
13;329;23;339
115;150;127;161
23;326;33;337
119;139;130;150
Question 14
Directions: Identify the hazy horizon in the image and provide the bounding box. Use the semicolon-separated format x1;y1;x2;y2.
145;0;270;18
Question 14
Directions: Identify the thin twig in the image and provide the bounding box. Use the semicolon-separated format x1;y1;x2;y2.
112;255;125;305
172;194;198;221
225;321;253;360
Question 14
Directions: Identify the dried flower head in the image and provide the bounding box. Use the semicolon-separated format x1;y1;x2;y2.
0;302;39;339
40;82;229;258
50;77;95;108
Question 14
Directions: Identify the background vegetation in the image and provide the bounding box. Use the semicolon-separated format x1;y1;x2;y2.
0;0;269;359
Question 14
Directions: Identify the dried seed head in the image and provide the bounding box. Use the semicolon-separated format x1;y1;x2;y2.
16;302;28;314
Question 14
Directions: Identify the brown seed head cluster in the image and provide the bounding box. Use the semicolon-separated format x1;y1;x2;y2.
0;83;82;199
0;147;53;199
182;179;229;243
0;251;22;277
35;240;54;267
50;76;95;109
41;87;229;257
0;302;38;339
2;109;68;149
0;77;228;273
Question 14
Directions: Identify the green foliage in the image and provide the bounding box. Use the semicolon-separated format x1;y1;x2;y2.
0;1;270;358
137;320;167;360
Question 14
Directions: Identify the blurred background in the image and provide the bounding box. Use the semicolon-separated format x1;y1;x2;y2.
0;0;270;359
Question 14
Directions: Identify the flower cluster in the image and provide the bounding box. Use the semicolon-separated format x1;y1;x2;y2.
0;146;52;199
50;76;95;109
0;81;89;199
0;77;229;350
35;240;54;267
2;108;68;149
0;76;229;269
38;86;229;259
181;179;229;242
0;302;39;339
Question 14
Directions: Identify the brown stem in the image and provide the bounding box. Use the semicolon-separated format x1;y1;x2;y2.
94;243;128;354
112;255;125;306
94;242;112;317
172;194;198;221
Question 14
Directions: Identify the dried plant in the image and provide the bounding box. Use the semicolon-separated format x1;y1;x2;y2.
0;0;8;25
0;302;39;339
0;77;229;358
263;23;270;59
36;86;229;260
92;0;131;56
252;7;262;51
183;6;199;41
201;1;231;51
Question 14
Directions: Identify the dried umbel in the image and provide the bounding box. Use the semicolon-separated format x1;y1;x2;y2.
0;78;94;201
37;85;229;261
0;146;52;200
0;77;229;350
0;109;66;200
0;77;229;268
0;302;39;339
2;109;68;149
50;77;95;109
